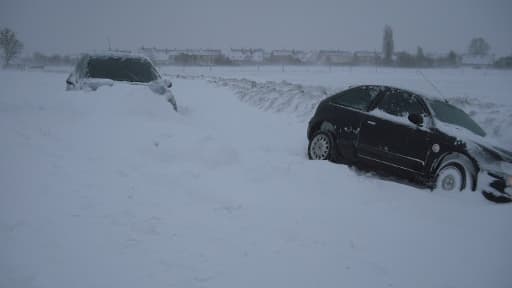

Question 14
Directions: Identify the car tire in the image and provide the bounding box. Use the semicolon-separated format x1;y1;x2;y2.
434;163;467;192
308;131;337;161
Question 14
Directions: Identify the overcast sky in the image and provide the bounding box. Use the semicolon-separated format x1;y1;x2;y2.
1;0;511;56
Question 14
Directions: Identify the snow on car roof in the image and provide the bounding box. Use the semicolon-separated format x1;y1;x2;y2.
353;84;446;102
80;51;152;62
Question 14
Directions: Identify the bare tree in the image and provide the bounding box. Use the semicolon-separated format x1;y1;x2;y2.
447;50;458;66
468;37;490;56
382;25;394;65
0;28;24;67
415;46;432;67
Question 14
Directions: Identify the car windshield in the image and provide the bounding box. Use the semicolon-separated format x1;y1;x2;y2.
86;57;159;83
427;99;486;137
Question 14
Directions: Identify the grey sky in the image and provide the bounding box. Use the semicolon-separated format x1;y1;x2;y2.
1;0;511;56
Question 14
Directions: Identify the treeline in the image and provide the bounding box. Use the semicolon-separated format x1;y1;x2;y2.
173;53;232;66
2;25;512;69
494;56;512;69
23;50;512;69
29;52;78;66
393;49;459;68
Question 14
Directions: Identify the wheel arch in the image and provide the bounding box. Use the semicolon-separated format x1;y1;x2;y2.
309;121;336;140
432;152;479;190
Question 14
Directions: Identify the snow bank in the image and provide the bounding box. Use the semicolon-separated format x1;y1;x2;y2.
168;69;512;149
208;76;335;120
172;74;335;120
209;76;512;149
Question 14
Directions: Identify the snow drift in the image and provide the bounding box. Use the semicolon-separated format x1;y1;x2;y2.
1;69;511;288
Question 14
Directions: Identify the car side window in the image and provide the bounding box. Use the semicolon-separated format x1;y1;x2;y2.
376;90;425;117
331;87;377;111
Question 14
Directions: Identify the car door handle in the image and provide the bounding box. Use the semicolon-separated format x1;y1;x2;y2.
367;120;376;126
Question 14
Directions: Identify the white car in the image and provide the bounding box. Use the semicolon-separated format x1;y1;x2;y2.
66;52;177;111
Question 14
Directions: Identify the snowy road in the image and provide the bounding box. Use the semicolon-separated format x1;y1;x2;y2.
1;69;512;288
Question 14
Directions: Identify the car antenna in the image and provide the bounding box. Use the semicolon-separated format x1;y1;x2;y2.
107;36;111;51
416;70;445;99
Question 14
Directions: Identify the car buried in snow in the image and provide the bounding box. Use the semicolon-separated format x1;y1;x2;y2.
307;85;512;203
66;52;177;111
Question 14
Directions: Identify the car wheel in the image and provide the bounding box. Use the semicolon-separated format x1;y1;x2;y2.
435;164;466;192
308;131;335;160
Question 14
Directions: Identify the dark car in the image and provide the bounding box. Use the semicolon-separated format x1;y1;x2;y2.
307;85;512;203
66;52;177;111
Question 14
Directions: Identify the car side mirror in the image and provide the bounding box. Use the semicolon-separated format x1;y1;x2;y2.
408;113;423;126
66;73;76;88
163;78;172;88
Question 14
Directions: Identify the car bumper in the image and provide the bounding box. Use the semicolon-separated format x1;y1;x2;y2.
480;172;512;203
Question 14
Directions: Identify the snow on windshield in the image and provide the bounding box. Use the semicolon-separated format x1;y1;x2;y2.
86;57;159;83
427;99;486;137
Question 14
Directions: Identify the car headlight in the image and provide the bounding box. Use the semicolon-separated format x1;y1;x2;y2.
499;162;512;187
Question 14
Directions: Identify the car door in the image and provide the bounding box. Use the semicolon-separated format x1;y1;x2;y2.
357;89;432;173
326;86;379;160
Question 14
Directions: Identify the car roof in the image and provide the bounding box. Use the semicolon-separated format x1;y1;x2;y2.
81;51;152;62
353;84;446;102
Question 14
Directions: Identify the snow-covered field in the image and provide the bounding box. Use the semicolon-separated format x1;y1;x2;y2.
1;67;511;288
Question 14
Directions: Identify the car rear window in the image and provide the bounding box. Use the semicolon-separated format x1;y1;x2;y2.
86;57;159;83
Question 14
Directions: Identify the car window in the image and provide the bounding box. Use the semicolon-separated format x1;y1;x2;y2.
331;87;377;111
376;90;425;117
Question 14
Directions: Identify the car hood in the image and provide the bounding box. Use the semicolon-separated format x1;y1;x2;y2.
457;139;512;176
70;78;177;111
435;121;512;173
476;142;512;163
80;78;153;90
80;78;171;93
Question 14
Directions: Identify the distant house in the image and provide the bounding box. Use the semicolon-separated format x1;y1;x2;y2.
139;47;223;65
424;52;461;67
139;47;172;65
251;49;265;63
461;54;495;68
166;49;188;64
269;50;302;64
425;52;448;59
263;51;272;62
226;49;246;62
354;51;378;65
226;48;264;64
295;50;317;64
318;50;353;65
193;49;223;65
